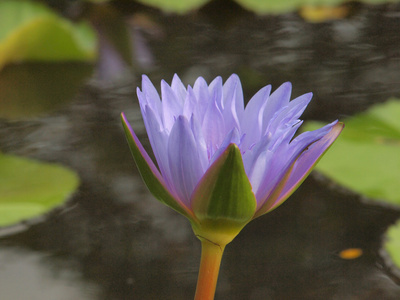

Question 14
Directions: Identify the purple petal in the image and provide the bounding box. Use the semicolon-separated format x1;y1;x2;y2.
242;133;272;181
139;76;162;122
189;115;209;172
202;99;225;159
253;120;332;205
183;86;197;119
161;80;183;131
261;82;292;134
122;113;193;217
143;105;176;195
254;121;344;217
193;77;210;122
247;149;275;197
121;112;165;184
168;116;207;206
240;85;271;151
222;74;244;131
267;121;303;153
208;76;223;110
209;127;241;165
141;75;161;104
171;74;187;104
265;93;312;136
251;120;327;209
272;121;344;208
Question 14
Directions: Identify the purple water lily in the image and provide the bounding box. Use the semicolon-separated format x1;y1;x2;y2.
121;74;343;299
122;74;342;222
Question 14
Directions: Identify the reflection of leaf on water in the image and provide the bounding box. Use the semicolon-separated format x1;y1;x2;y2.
0;153;79;228
298;5;350;22
0;1;97;71
303;99;400;272
0;62;93;120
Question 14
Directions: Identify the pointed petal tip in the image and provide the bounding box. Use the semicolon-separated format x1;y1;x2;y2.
304;92;313;100
253;119;344;218
228;73;240;81
141;74;151;86
121;112;196;220
328;121;345;139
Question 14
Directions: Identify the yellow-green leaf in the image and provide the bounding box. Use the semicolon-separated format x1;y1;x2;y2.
136;0;210;14
0;1;97;71
384;220;400;271
0;153;79;227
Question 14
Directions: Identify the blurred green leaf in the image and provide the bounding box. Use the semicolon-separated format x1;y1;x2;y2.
303;99;400;206
235;0;396;14
236;0;305;14
384;220;400;270
129;0;399;15
136;0;210;13
0;1;97;70
0;153;79;227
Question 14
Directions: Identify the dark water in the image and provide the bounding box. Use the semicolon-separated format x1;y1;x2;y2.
1;2;400;299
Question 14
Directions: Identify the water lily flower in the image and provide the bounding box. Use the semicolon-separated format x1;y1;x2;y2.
121;74;343;300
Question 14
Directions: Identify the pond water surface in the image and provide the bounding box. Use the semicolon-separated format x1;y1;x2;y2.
1;2;400;299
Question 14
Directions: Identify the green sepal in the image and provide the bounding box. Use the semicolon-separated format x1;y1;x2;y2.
190;143;257;245
121;113;194;220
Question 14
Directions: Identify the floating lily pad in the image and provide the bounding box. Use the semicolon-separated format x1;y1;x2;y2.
237;0;396;14
136;0;210;13
111;0;400;14
383;220;400;273
0;1;97;71
0;153;79;227
303;99;400;207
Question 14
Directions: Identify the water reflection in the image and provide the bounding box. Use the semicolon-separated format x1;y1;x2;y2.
0;63;93;120
1;2;400;299
0;247;99;299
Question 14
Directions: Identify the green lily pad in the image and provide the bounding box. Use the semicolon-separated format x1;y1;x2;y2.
133;0;400;14
236;0;397;14
303;99;400;207
383;220;400;273
0;153;79;227
0;1;97;71
136;0;210;13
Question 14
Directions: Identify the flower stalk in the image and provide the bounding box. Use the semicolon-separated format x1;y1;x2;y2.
121;74;344;299
194;238;225;300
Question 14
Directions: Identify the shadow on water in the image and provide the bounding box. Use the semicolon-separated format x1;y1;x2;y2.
1;2;400;299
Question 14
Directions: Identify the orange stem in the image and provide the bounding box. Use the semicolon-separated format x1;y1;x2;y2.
194;239;225;300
